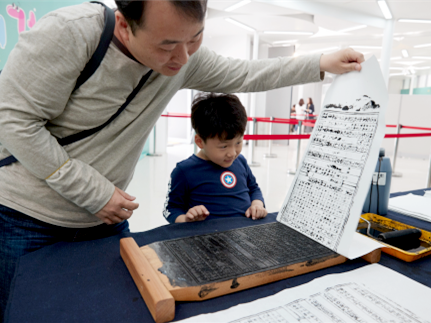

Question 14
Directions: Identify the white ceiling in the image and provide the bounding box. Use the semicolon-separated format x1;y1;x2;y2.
205;0;431;76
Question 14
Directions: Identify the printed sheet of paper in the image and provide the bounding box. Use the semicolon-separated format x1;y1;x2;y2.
178;264;431;323
277;56;387;259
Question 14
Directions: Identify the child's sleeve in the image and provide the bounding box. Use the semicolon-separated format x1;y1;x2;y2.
245;162;265;206
163;166;190;224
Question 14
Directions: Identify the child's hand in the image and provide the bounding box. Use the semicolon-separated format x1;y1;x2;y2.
245;200;267;220
176;205;210;223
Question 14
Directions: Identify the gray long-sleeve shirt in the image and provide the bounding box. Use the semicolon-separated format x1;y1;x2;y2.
0;3;323;228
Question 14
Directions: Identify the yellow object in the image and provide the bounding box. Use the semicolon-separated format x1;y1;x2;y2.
358;213;431;262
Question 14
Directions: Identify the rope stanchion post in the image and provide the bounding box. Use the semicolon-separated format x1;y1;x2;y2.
263;116;277;158
247;118;260;167
392;124;402;177
288;120;302;175
147;125;161;157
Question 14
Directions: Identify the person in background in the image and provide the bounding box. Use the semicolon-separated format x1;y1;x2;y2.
163;93;267;223
305;97;315;133
290;104;296;133
295;98;307;133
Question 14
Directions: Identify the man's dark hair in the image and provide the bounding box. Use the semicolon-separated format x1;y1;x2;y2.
115;1;207;34
191;93;248;142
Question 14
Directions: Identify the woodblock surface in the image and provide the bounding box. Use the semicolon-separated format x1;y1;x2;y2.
138;222;349;301
141;245;346;301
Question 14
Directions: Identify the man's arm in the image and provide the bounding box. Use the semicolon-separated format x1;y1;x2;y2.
182;46;323;93
0;10;129;219
182;47;364;94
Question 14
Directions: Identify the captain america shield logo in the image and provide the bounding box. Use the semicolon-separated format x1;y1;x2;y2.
220;171;237;189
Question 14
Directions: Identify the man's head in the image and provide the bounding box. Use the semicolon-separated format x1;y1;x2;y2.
114;0;207;76
191;93;248;168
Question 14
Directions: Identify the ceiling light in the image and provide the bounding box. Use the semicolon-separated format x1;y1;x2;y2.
409;69;416;74
389;67;404;70
412;56;431;60
272;40;298;45
414;43;431;49
350;45;382;49
399;19;431;24
413;66;430;70
263;31;313;35
393;37;404;42
310;46;340;53
338;25;367;33
389;73;405;76
224;18;255;32
401;50;409;58
224;0;251;12
391;56;402;60
377;1;392;20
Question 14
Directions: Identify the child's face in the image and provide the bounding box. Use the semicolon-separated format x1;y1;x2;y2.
196;134;243;168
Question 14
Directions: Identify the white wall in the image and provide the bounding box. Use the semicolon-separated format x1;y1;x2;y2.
388;76;404;94
165;89;191;142
202;34;251;112
381;94;431;161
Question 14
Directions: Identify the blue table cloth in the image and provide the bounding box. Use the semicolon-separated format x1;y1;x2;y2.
5;188;431;322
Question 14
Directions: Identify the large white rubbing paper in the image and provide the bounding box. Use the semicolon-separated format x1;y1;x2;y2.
277;56;386;259
178;264;431;323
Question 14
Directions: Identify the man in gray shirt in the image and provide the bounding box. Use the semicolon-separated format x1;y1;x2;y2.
0;0;364;318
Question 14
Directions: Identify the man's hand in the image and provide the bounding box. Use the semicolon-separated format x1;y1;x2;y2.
175;205;210;223
320;48;365;74
245;200;267;220
95;187;139;224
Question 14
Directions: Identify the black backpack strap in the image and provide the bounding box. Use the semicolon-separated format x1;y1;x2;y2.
57;70;153;146
0;155;17;168
73;1;115;92
0;69;152;166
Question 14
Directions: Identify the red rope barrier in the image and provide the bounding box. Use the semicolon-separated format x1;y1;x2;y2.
161;113;190;118
243;132;431;141
384;133;431;139
400;125;431;132
160;114;430;134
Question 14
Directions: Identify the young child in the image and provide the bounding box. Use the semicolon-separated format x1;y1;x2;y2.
163;93;267;223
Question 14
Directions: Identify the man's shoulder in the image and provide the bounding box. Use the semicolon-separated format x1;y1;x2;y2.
43;2;104;23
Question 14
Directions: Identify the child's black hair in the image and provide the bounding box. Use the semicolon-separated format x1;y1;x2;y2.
191;93;248;141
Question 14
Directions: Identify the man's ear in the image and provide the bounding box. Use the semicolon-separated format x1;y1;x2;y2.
195;134;205;149
115;11;131;43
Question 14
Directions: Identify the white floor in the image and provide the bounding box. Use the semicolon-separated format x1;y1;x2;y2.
126;142;431;233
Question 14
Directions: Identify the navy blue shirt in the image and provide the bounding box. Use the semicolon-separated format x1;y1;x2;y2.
163;154;264;223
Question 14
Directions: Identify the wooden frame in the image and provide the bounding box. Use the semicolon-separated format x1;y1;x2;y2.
120;237;381;323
